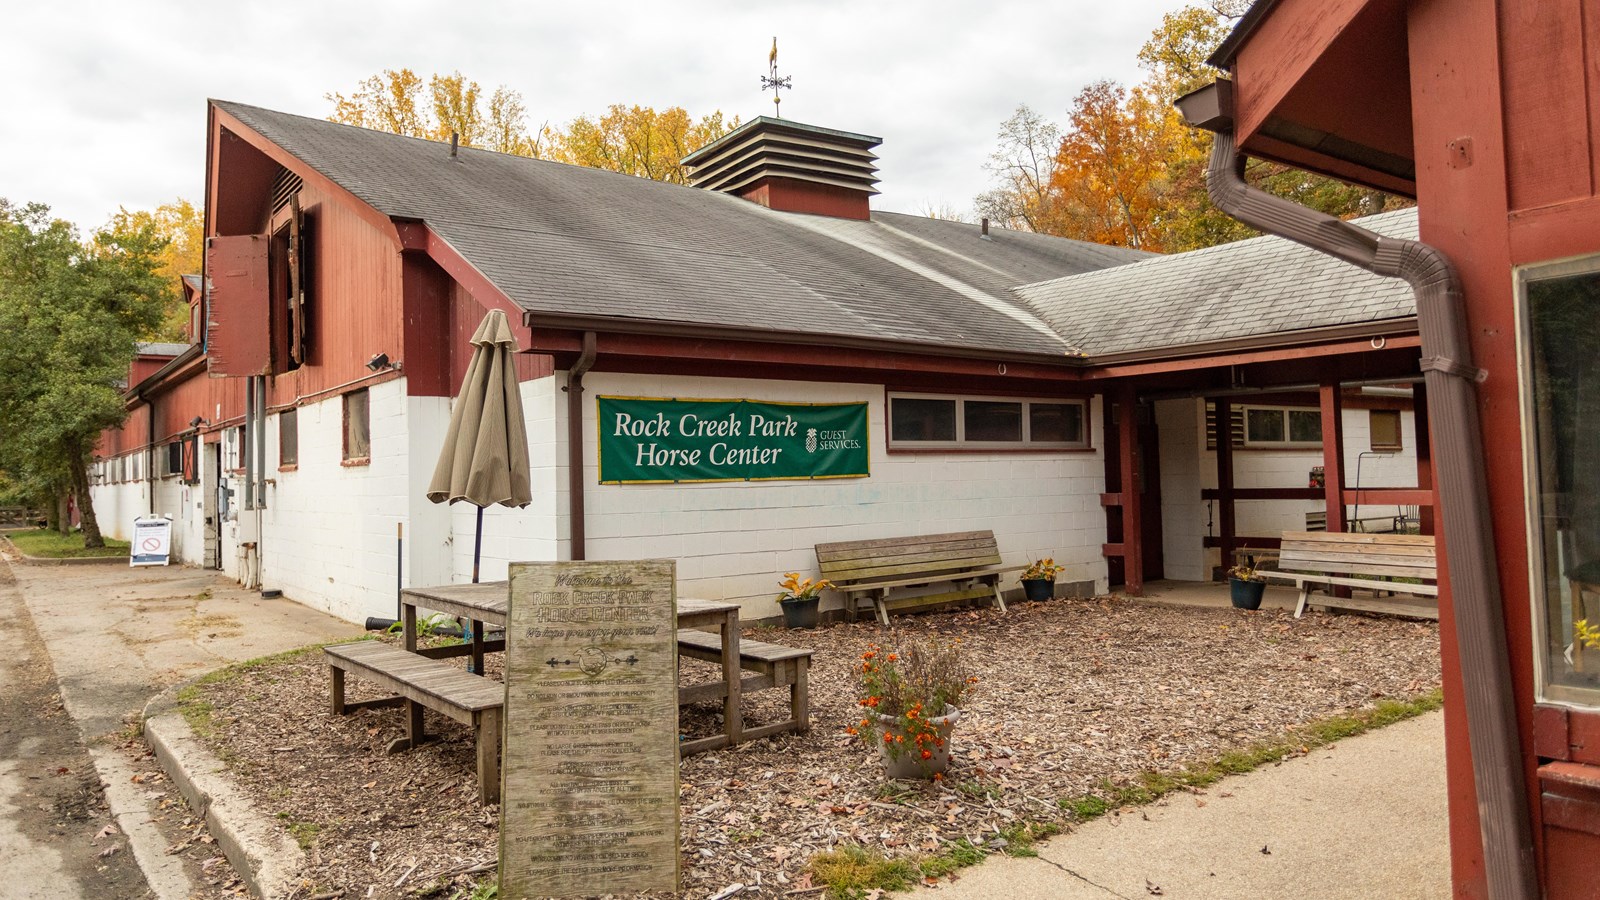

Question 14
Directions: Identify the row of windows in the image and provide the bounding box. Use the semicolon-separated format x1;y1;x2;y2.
89;388;372;483
888;393;1089;449
1207;404;1404;452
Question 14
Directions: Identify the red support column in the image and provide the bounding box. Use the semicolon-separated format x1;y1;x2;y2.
1118;385;1144;596
1320;383;1347;532
1216;398;1237;575
1414;384;1435;536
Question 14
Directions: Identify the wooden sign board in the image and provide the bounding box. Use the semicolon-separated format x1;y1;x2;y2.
499;560;680;898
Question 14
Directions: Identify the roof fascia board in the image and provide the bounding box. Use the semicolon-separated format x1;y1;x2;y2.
1083;327;1421;380
125;344;207;403
393;220;527;326
210;104;401;248
522;313;1087;368
1222;0;1375;145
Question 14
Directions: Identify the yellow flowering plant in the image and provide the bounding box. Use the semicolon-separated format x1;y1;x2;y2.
777;572;832;603
1022;558;1065;581
847;638;975;775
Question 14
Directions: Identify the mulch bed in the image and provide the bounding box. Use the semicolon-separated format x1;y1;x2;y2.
185;595;1440;899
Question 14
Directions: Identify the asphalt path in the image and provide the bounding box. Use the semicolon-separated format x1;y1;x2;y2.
0;549;362;897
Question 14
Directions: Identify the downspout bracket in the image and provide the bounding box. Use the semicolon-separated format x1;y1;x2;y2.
1420;355;1488;383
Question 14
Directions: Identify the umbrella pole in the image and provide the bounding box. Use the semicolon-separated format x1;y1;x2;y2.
472;505;484;584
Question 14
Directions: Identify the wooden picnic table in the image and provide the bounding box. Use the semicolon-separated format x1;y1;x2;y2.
398;582;745;754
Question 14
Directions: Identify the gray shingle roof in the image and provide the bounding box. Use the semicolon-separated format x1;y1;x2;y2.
1012;208;1419;357
215;101;1151;358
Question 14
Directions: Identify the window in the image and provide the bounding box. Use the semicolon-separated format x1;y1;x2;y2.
279;408;299;467
887;393;1087;449
1241;406;1322;447
1520;255;1600;704
343;389;370;462
163;442;183;477
225;426;246;472
1370;410;1402;451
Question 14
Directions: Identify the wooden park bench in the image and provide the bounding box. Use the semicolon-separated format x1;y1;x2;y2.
325;641;504;803
1263;530;1438;619
816;530;1022;625
676;630;811;743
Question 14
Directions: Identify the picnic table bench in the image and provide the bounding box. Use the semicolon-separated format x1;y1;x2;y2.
325;641;504;803
816;530;1021;624
676;630;811;741
1264;530;1438;619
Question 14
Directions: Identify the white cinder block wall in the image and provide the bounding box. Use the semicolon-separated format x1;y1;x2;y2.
262;379;412;623
463;372;1109;622
1159;398;1422;580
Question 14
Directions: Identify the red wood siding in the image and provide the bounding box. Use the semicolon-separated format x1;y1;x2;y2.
1498;0;1596;210
262;182;405;409
736;178;871;220
206;235;271;376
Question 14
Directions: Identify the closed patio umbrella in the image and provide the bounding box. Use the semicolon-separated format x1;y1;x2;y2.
427;309;532;585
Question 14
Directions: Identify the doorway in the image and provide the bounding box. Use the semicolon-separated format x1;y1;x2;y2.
1104;398;1164;586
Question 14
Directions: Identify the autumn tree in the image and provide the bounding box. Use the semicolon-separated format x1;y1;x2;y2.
327;70;737;183
542;105;738;185
1050;81;1175;249
0;201;168;546
108;197;203;340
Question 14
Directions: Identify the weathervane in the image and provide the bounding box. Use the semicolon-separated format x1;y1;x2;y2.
760;37;792;117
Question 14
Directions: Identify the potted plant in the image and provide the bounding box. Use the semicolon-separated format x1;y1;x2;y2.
777;572;832;629
1227;560;1268;610
1020;557;1065;602
848;638;976;780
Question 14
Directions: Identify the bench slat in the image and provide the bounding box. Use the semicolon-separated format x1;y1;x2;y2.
816;537;999;564
326;642;504;714
1279;530;1435;547
1280;540;1437;559
1279;559;1437;580
831;564;1022;591
815;531;993;555
823;556;1005;583
676;629;812;663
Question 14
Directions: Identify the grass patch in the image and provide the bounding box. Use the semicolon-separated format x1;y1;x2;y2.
7;528;129;558
809;845;923;899
1058;688;1444;823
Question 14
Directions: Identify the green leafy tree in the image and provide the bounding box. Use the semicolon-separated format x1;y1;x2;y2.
108;197;203;340
0;200;167;547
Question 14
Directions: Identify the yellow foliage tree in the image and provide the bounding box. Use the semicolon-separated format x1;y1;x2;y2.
327;71;736;183
107;198;203;340
543;105;739;185
1051;81;1175;250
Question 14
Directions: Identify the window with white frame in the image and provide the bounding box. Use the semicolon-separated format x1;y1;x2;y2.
1520;254;1600;705
1241;406;1322;448
887;393;1088;449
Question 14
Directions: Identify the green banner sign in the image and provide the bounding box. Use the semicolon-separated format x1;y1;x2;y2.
598;396;869;484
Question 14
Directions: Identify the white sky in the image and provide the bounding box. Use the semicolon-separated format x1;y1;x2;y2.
4;0;1186;232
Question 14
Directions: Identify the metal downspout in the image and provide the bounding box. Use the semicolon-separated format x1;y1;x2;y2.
565;332;597;561
1193;119;1536;896
147;399;157;516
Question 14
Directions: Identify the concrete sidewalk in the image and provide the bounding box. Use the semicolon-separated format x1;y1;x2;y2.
923;710;1449;899
4;554;362;898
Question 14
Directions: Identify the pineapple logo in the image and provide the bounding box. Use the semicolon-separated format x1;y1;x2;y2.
805;428;818;453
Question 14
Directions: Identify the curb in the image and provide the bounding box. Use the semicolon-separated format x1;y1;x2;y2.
0;536;129;566
143;685;307;900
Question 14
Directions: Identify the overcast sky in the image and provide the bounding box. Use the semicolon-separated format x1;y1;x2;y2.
5;0;1189;231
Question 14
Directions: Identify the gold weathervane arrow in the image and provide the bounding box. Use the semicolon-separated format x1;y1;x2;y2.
760;36;792;117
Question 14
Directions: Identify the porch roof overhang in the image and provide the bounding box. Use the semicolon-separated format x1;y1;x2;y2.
1205;0;1416;198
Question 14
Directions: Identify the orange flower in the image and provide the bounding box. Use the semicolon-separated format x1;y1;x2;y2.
921;750;932;760
933;772;944;781
860;718;870;727
845;727;858;735
887;653;898;661
883;733;894;744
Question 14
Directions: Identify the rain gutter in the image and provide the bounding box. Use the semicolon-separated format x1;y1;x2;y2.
565;332;597;561
1177;80;1537;899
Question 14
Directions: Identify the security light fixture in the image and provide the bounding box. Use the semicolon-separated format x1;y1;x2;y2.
366;353;391;371
189;415;208;429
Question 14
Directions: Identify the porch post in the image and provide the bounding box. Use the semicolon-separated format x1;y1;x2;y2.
1215;398;1236;573
1414;383;1435;535
1118;384;1144;596
1319;382;1347;531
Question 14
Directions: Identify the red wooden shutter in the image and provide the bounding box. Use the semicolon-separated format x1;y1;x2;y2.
206;234;271;376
